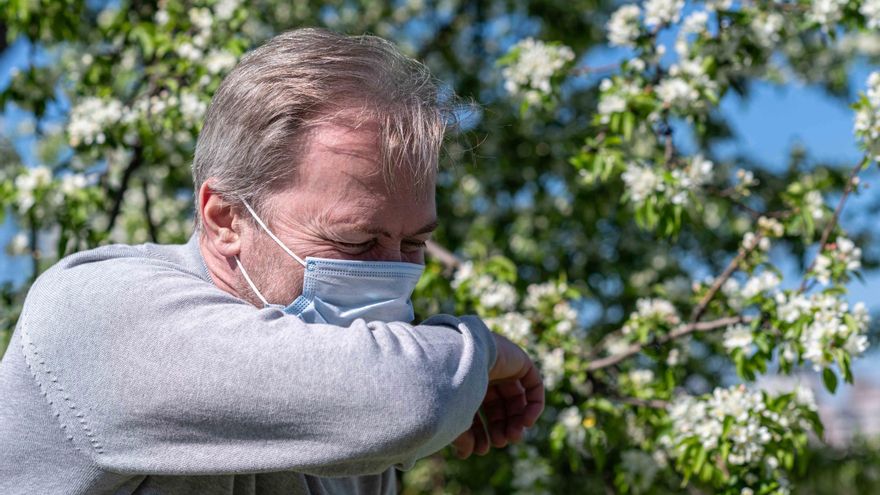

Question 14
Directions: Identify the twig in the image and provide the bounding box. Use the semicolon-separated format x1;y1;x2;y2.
798;158;867;292
587;316;747;372
426;240;461;271
106;143;143;234
690;236;760;322
142;179;158;242
609;395;669;409
706;186;792;220
28;211;38;284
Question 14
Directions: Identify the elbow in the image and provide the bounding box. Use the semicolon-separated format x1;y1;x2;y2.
385;369;477;462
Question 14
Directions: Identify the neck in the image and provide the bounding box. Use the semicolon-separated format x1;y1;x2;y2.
198;232;248;303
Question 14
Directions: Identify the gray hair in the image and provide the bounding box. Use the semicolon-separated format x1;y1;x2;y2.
192;27;451;228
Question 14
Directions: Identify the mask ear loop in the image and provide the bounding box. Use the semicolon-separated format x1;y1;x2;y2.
234;256;272;307
240;200;307;267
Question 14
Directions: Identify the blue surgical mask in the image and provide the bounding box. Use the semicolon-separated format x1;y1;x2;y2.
234;200;425;325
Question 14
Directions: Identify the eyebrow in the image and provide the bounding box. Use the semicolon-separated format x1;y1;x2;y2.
350;219;439;238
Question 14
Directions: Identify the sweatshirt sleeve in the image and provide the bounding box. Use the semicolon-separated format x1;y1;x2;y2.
16;248;496;477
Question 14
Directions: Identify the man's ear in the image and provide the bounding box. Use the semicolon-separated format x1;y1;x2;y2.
199;180;242;258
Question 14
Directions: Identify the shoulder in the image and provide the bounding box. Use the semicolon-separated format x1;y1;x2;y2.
19;239;229;346
28;238;211;306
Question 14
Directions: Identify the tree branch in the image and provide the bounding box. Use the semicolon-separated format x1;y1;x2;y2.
426;239;461;271
586;316;748;372
690;236;760;322
609;394;669;409
141;179;158;243
105;143;143;235
799;158;867;292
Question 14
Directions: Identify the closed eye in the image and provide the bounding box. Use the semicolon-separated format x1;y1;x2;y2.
334;239;375;250
402;239;428;251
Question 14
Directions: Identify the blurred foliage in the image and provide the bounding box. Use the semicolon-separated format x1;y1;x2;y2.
2;0;880;493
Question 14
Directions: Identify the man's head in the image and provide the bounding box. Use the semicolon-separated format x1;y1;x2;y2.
193;28;446;307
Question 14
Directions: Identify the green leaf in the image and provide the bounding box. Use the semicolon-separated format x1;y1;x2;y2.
822;368;838;393
622;112;634;141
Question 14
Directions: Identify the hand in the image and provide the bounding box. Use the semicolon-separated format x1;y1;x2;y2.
452;333;545;459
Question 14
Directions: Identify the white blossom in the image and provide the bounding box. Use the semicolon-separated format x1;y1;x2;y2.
666;348;682;366
797;293;871;370
188;7;214;31
619;450;659;492
607;5;642;47
14;166;52;212
176;42;203;61
622;298;680;337
735;168;757;192
67;97;124;146
205;49;237;74
622;162;664;202
558;406;585;446
740;271;780;300
860;0;880;29
8;232;29;256
655;77;700;109
60;173;87;196
676;154;714;189
868;71;880;108
776;292;811;323
485;312;532;345
722;277;744;310
705;0;733;11
854;73;880;157
553;303;579;335
682;11;709;34
628;368;655;387
539;347;565;390
524;280;569;311
723;323;754;352
511;446;552;492
666;386;804;468
605;335;632;355
813;236;862;285
808;0;848;29
751;12;785;47
155;9;169;25
179;92;208;124
804;190;825;220
214;0;240;20
452;261;518;311
598;93;627;117
757;216;785;237
502;38;575;104
644;0;684;28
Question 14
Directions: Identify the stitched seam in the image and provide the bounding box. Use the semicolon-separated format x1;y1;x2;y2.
310;269;421;278
19;314;106;456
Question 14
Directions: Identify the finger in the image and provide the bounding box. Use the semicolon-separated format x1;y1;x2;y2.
520;365;546;427
484;385;509;448
471;413;490;455
452;429;474;459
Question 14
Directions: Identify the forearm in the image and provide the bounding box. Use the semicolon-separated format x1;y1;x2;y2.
20;257;496;476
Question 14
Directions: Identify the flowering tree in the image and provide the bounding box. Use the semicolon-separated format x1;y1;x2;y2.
2;0;880;493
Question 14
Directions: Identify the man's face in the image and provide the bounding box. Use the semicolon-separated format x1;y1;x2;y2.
236;120;438;306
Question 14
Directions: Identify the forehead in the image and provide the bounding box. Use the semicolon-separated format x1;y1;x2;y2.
272;120;436;230
296;120;433;195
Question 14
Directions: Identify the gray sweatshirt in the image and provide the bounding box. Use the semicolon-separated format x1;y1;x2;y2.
0;234;497;494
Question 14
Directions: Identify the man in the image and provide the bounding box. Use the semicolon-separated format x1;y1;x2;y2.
0;28;544;494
